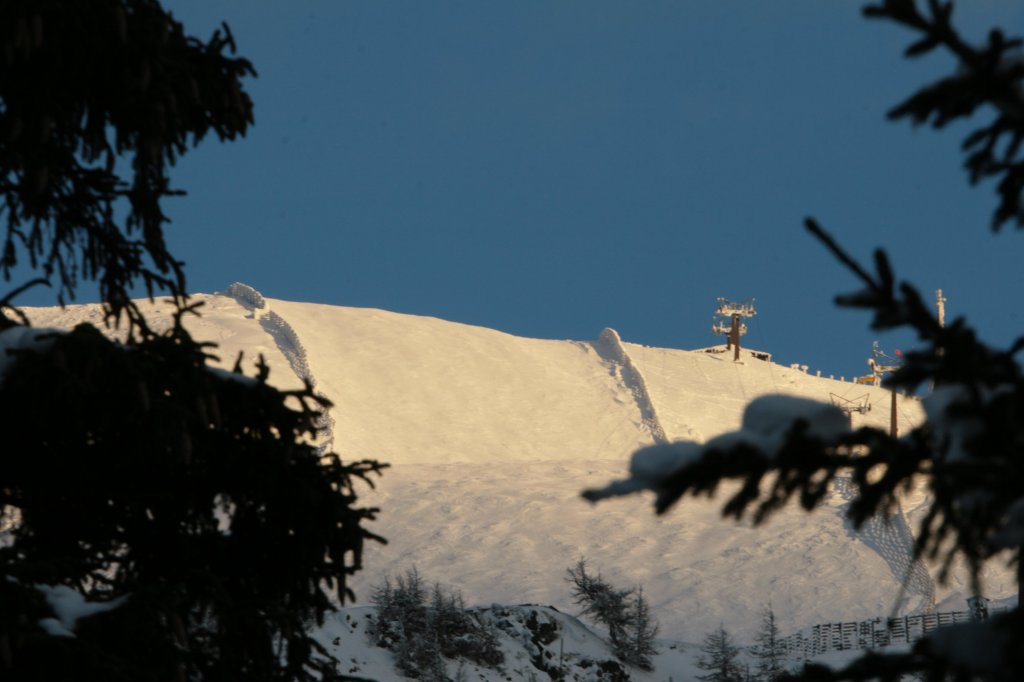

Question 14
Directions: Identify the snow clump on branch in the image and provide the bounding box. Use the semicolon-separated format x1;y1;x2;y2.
583;395;848;503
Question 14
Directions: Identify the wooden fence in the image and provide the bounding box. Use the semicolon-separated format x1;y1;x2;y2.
777;610;974;659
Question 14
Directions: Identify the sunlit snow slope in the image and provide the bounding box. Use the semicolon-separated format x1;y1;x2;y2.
22;289;1016;644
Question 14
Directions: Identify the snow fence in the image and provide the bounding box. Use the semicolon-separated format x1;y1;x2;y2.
224;281;266;310
222;283;336;455
259;310;312;385
258;309;336;454
833;476;936;610
778;609;975;659
594;328;668;444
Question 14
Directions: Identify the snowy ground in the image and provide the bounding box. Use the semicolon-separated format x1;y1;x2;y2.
18;288;1018;679
316;603;703;682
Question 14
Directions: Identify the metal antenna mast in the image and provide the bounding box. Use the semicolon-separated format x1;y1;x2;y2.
712;298;756;361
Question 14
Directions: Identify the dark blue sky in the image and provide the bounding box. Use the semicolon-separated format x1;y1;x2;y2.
12;1;1024;379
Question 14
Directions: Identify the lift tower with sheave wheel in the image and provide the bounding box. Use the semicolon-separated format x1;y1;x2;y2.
712;298;756;362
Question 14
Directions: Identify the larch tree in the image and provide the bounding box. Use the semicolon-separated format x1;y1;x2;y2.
585;1;1024;680
697;624;744;682
566;559;635;658
750;605;785;682
565;558;659;670
625;587;659;671
0;2;385;680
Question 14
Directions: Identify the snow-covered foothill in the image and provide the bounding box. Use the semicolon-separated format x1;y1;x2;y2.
317;603;700;682
320;597;987;681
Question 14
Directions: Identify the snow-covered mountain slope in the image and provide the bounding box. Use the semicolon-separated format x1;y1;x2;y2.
18;289;1016;651
317;604;702;682
265;298;652;465
21;293;307;393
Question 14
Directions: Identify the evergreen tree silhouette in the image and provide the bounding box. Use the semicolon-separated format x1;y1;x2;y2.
0;3;385;680
697;624;744;682
750;605;785;682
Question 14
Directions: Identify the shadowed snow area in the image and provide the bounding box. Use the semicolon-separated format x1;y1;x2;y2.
17;290;1017;645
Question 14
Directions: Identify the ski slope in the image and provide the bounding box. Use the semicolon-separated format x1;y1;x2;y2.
19;288;1017;649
